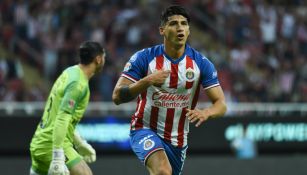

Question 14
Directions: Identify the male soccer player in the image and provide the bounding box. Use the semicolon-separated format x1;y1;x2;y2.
112;5;227;175
30;41;106;175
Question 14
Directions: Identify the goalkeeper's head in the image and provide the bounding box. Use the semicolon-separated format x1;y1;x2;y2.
79;41;106;73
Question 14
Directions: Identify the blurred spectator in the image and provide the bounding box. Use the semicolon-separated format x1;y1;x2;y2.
0;56;25;101
14;0;29;40
280;9;296;40
0;0;306;103
257;1;277;54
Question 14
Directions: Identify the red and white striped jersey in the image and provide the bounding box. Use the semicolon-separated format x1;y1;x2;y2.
122;44;220;148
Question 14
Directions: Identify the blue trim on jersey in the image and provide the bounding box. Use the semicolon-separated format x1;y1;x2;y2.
122;44;219;89
130;129;187;175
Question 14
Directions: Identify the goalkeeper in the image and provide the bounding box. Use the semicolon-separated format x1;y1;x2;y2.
29;41;106;175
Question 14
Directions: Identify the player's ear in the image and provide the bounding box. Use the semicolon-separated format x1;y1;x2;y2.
159;26;164;36
95;55;102;64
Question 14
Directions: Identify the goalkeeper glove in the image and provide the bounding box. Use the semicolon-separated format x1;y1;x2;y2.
74;131;96;163
48;148;69;175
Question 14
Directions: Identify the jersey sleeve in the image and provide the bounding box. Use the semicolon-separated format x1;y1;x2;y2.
199;57;220;89
53;111;71;148
121;50;148;82
60;81;85;114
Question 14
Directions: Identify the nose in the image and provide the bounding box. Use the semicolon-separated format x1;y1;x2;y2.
177;24;184;32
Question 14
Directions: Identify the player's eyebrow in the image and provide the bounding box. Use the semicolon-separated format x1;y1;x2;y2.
167;17;188;24
167;20;188;26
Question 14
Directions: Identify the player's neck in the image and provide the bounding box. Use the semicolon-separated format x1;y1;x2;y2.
164;42;185;60
78;64;94;80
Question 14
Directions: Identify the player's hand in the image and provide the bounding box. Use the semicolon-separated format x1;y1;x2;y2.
48;149;69;175
146;70;171;86
186;108;211;127
75;141;96;163
74;131;96;163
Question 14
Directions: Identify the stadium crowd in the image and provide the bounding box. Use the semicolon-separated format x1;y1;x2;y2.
0;0;306;103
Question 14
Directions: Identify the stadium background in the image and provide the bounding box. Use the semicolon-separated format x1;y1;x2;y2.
1;0;307;174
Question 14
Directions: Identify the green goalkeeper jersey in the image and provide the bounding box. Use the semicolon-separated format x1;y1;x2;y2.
30;65;90;151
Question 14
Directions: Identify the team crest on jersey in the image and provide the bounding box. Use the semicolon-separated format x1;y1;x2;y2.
69;99;75;108
123;62;132;72
186;68;194;81
143;139;155;150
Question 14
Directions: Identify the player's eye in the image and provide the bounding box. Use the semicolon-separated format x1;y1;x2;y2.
169;21;178;26
181;21;188;25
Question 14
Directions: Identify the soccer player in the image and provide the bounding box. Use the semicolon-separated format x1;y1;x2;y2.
30;41;106;175
112;5;227;175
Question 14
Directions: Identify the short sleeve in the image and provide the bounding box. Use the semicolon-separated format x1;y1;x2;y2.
121;50;148;82
199;57;220;89
60;81;85;114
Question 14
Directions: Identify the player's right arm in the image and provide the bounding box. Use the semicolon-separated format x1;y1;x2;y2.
49;81;83;175
48;110;71;175
112;70;170;105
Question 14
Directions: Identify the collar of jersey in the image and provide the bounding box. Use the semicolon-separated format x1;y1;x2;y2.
162;44;187;64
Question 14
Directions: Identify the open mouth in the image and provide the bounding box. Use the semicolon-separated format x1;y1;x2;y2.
177;34;184;39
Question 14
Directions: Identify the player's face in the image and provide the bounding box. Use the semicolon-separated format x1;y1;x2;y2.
95;53;105;73
160;15;190;48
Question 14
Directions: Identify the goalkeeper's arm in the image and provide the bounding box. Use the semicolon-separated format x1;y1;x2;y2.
73;130;96;163
48;111;72;175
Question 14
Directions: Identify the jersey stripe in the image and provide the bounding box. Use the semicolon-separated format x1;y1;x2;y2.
185;56;194;89
169;63;178;88
135;91;147;129
130;96;141;130
191;83;200;109
177;107;187;148
156;55;164;70
149;106;159;131
148;55;164;131
164;108;175;142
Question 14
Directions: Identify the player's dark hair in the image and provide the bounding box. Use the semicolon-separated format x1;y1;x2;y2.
160;5;190;26
79;41;104;65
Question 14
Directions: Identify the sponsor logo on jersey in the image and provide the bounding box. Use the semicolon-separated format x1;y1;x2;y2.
152;90;190;108
152;90;190;101
123;62;132;72
186;68;194;81
143;139;155;150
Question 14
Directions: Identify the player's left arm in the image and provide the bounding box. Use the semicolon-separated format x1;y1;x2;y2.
187;85;227;127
